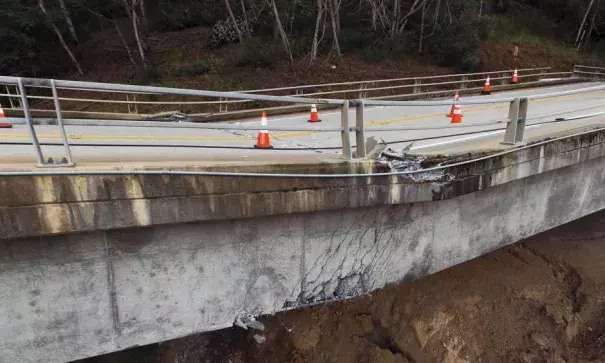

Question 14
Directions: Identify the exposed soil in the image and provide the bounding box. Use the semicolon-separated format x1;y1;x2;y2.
81;210;605;363
73;25;582;90
479;42;578;72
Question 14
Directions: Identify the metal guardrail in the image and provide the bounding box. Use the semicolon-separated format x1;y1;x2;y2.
0;67;561;120
0;76;349;166
0;64;603;167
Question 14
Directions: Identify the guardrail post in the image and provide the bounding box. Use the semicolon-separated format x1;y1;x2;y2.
341;102;352;159
539;69;546;80
501;72;509;86
358;83;367;99
6;86;16;108
126;94;132;114
502;97;528;145
50;79;75;167
460;75;468;90
355;101;366;159
413;79;422;94
17;78;45;166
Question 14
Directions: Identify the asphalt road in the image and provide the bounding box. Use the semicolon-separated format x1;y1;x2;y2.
1;81;605;168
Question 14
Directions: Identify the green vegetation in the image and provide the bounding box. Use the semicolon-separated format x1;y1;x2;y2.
1;0;604;81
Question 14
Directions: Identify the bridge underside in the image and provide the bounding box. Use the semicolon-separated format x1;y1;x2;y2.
2;128;605;362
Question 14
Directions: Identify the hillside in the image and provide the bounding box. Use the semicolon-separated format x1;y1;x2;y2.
3;0;605;92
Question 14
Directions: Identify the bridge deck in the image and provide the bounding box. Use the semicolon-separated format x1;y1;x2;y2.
0;82;603;170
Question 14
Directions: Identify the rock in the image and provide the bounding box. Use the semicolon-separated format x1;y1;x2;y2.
357;314;375;334
253;334;266;344
412;311;454;348
292;325;321;351
442;337;470;363
368;346;410;363
565;316;581;342
247;319;266;332
530;332;550;348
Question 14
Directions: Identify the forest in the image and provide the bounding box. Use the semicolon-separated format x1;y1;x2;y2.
1;0;604;81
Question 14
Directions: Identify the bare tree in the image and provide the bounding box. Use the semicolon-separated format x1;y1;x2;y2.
310;0;326;64
418;0;426;52
240;0;252;38
269;0;294;63
38;0;84;75
328;0;342;59
224;0;244;42
57;0;79;43
113;16;137;66
576;0;596;47
122;0;148;67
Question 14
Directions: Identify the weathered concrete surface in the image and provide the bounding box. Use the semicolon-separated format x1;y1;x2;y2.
2;128;605;362
3;127;605;240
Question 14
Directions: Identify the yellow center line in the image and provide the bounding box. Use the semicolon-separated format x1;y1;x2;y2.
2;90;603;142
0;133;249;142
364;90;605;127
366;105;505;126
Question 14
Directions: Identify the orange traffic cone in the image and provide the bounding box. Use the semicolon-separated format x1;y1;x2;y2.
511;69;519;84
254;112;273;149
308;104;321;123
0;104;11;129
451;104;463;124
481;76;491;95
446;90;460;117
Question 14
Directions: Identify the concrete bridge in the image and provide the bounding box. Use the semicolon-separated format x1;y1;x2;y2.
2;68;605;361
2;122;605;362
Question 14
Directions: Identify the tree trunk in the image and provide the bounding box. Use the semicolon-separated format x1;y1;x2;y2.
114;16;137;66
368;0;377;30
224;0;243;42
138;0;148;37
122;0;147;67
576;0;596;46
418;0;426;53
310;0;324;65
586;0;602;46
131;7;147;67
333;0;341;33
240;0;252;38
290;0;299;35
57;0;79;43
38;0;83;75
391;0;399;39
270;0;294;63
328;0;342;59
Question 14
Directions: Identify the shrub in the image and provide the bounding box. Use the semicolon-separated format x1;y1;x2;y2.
233;38;283;68
426;15;489;71
169;56;225;76
153;1;218;31
356;32;417;63
210;16;254;48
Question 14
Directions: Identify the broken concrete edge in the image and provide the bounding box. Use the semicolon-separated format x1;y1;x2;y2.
2;127;605;240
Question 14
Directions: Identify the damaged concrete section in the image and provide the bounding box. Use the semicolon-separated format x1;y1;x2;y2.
3;129;605;362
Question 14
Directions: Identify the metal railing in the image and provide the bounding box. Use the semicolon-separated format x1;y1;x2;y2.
573;65;605;79
0;76;348;166
0;65;603;168
353;82;605;156
0;67;572;121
